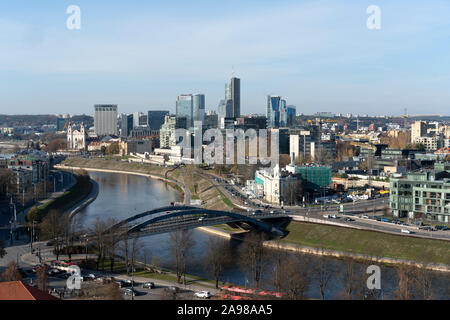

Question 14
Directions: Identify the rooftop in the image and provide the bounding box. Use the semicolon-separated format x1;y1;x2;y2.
0;281;59;300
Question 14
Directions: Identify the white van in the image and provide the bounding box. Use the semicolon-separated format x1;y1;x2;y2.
401;229;412;234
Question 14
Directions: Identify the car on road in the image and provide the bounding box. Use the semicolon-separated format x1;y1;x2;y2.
344;217;354;222
123;288;139;296
198;216;205;222
194;291;211;299
120;280;136;288
323;214;331;219
142;282;155;289
401;229;412;234
361;215;369;219
331;214;339;219
252;210;262;215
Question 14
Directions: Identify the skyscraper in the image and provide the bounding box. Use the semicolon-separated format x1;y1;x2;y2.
94;104;118;136
193;94;205;125
228;77;240;118
176;94;193;129
120;113;133;138
147;110;170;130
267;96;281;128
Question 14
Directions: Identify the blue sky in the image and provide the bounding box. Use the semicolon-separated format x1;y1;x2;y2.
1;0;450;116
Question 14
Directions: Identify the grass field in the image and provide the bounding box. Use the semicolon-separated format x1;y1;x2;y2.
282;221;450;265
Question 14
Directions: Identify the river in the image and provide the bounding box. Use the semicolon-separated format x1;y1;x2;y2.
77;171;449;300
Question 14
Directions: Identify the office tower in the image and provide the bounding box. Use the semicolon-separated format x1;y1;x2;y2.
218;99;233;125
147;110;170;130
94;104;118;136
193;94;205;125
139;114;148;127
205;113;218;129
176;94;194;129
267;96;281;128
226;77;240;118
279;99;287;127
133;112;143;128
120;114;133;138
56;118;67;132
287;106;296;127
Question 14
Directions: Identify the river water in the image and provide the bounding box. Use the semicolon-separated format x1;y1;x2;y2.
77;171;449;300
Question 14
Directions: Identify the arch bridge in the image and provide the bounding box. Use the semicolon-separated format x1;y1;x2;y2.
106;206;287;238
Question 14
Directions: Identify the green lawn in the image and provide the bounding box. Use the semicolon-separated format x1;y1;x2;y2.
282;222;450;265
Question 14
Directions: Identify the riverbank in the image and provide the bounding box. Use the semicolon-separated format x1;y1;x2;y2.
59;158;450;272
60;158;234;210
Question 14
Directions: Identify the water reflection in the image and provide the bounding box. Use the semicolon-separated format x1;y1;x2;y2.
79;171;449;299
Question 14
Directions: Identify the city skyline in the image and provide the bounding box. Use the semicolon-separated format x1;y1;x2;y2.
1;1;450;116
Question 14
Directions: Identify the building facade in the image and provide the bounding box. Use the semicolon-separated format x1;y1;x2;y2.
94;104;118;136
390;163;450;222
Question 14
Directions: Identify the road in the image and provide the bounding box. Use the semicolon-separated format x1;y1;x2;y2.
198;171;450;241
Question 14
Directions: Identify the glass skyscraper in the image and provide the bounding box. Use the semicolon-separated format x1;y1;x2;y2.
147;110;169;130
193;94;205;125
176;94;194;129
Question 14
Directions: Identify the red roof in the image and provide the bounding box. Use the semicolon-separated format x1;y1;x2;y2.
0;281;59;300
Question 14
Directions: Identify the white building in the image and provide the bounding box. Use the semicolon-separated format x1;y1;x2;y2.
254;164;301;205
67;123;87;150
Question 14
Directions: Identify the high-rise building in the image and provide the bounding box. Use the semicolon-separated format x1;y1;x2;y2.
230;77;240;118
176;94;194;129
133;112;143;128
147;110;170;130
267;96;282;128
120;114;133;138
279;99;288;127
218;99;233;128
139;114;148;127
193;94;205;125
160;114;187;148
287;106;296;127
94;104;118;136
56;118;68;132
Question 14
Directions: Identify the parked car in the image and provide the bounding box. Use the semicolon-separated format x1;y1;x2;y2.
194;291;211;299
142;282;155;289
323;214;331;219
344;217;354;222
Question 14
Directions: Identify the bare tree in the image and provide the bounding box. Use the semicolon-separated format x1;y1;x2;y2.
40;210;63;260
0;240;6;259
130;233;144;275
413;264;434;300
36;265;49;293
92;218;107;271
1;261;22;281
277;253;311;300
394;264;415;300
118;234;130;275
105;281;124;300
239;232;267;289
105;218;120;273
313;252;333;300
338;260;359;300
169;229;196;284
204;237;232;289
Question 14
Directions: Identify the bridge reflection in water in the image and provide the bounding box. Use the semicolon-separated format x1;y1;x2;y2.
107;206;288;238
